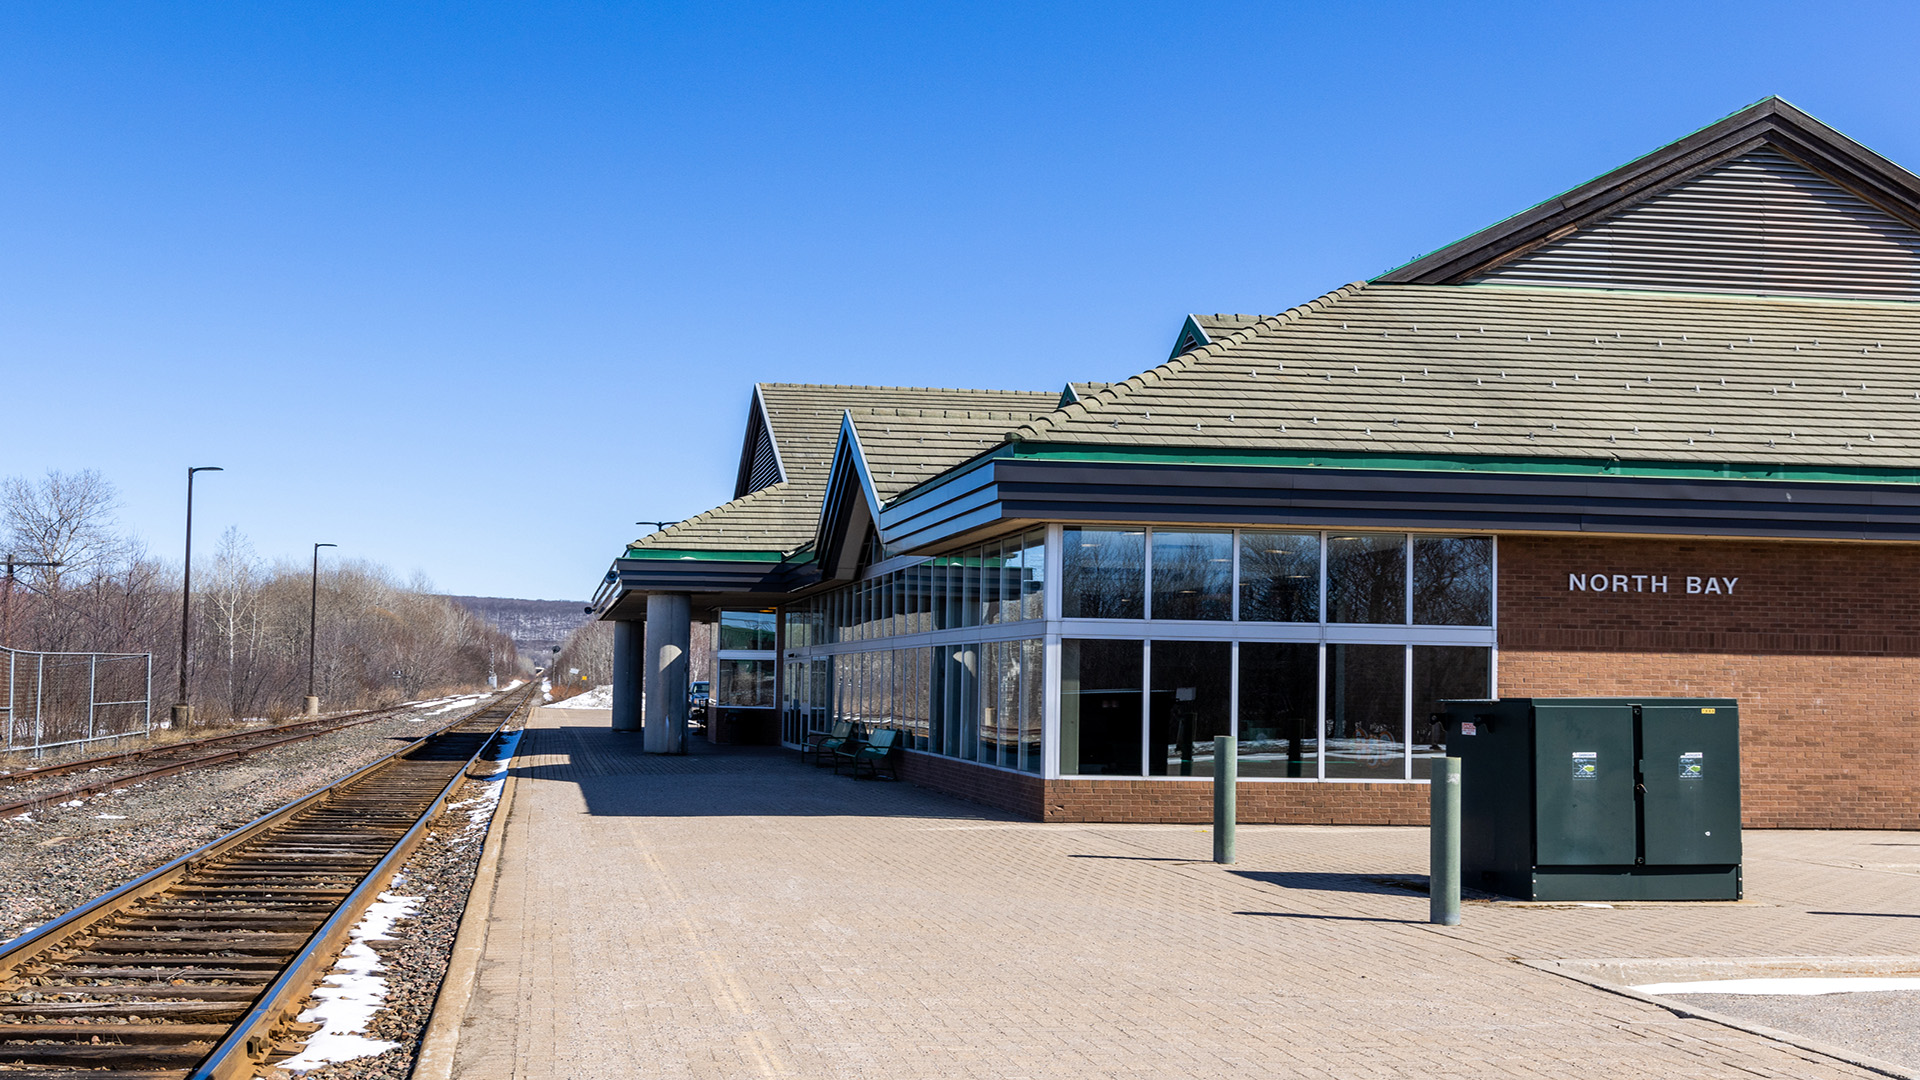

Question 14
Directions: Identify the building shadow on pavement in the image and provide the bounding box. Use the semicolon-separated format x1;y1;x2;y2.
506;726;1028;821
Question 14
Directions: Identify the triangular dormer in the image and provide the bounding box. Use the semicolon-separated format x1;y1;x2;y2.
1380;98;1920;301
731;385;787;499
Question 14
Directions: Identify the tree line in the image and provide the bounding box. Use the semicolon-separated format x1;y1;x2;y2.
2;469;520;723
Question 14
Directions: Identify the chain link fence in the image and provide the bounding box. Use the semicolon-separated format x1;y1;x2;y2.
1;646;153;754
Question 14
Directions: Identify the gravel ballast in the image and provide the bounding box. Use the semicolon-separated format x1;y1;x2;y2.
0;701;491;943
263;727;521;1080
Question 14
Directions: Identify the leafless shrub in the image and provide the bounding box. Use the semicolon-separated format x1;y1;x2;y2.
2;471;519;721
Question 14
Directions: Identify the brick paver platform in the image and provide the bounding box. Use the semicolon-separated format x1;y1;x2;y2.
447;709;1920;1079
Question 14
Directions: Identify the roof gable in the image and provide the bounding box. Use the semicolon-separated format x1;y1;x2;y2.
1381;98;1920;300
731;386;786;499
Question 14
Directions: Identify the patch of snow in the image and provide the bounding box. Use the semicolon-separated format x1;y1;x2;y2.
273;890;423;1071
443;727;524;843
548;685;612;710
95;813;127;819
60;800;83;808
1633;976;1920;996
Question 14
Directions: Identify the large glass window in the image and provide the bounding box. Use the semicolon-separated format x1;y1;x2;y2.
1149;640;1230;775
1063;528;1145;619
1060;638;1143;775
1411;645;1491;770
1020;638;1044;773
1237;642;1318;778
1019;530;1046;620
1327;535;1407;624
717;658;775;708
718;610;777;651
1323;644;1405;780
1413;536;1493;626
1239;531;1320;623
1150;531;1232;621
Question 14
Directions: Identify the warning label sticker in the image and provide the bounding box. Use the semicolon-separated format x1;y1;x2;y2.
1679;751;1704;780
1572;751;1598;780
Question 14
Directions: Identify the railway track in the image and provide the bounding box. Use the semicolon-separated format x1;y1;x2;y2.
0;699;484;820
0;682;534;1078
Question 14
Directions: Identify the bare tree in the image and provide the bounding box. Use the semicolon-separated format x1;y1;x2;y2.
2;470;521;722
2;469;121;590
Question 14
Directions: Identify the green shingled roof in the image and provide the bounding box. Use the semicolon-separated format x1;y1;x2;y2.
627;383;1059;555
1009;282;1920;468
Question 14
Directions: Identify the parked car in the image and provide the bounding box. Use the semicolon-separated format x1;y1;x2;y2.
689;680;711;722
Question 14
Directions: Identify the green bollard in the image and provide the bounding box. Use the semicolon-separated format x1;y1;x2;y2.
1430;756;1461;925
1214;735;1236;864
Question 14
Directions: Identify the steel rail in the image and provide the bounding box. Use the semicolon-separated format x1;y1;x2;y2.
0;682;535;1078
187;693;526;1080
0;707;389;785
0;699;490;819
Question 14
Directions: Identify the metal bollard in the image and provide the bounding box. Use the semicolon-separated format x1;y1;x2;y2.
1430;756;1461;925
1213;735;1236;864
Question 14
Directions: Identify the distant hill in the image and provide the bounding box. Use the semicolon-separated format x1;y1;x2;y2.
448;595;592;660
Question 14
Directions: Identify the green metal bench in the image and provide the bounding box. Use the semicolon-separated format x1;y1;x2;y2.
802;720;854;766
835;727;900;780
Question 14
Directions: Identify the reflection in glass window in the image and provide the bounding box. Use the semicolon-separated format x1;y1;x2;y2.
1150;531;1232;621
980;545;1006;625
1149;640;1230;775
718;610;777;651
1411;646;1490;769
1020;638;1044;773
716;658;775;707
1060;638;1143;775
1323;644;1405;779
1239;532;1320;623
1413;536;1492;626
1327;535;1407;624
1063;528;1145;619
1238;642;1318;778
1019;530;1047;621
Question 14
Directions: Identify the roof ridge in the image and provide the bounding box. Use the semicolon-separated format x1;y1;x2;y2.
757;381;1056;397
1005;282;1369;442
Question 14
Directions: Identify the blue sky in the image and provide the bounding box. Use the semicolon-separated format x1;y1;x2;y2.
4;2;1918;601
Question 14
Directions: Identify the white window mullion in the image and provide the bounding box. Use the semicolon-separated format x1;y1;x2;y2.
1315;641;1327;780
1229;640;1240;742
1140;639;1152;778
1403;643;1414;781
1142;528;1154;621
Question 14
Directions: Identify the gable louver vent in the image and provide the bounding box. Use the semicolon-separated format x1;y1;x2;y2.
745;419;781;492
1470;147;1920;300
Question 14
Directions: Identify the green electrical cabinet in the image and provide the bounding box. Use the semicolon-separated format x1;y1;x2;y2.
1439;698;1741;901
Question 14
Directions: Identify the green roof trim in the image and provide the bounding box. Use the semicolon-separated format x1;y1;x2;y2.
1001;443;1920;486
620;547;796;563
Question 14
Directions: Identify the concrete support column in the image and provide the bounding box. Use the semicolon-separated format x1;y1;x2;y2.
610;619;644;733
643;593;691;754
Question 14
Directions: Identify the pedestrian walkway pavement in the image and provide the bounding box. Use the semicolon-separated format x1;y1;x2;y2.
446;707;1920;1079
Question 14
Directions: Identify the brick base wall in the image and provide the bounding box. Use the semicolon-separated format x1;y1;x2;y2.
897;751;1430;824
899;751;1044;818
1042;779;1428;824
1500;650;1920;829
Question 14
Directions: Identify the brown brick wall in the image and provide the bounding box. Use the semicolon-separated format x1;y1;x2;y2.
897;750;1430;825
1042;779;1428;825
899;751;1045;818
1499;535;1920;829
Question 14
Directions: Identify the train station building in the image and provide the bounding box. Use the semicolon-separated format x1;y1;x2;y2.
590;99;1920;830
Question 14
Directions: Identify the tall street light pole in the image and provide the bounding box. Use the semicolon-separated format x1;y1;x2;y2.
306;543;337;715
174;466;222;728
